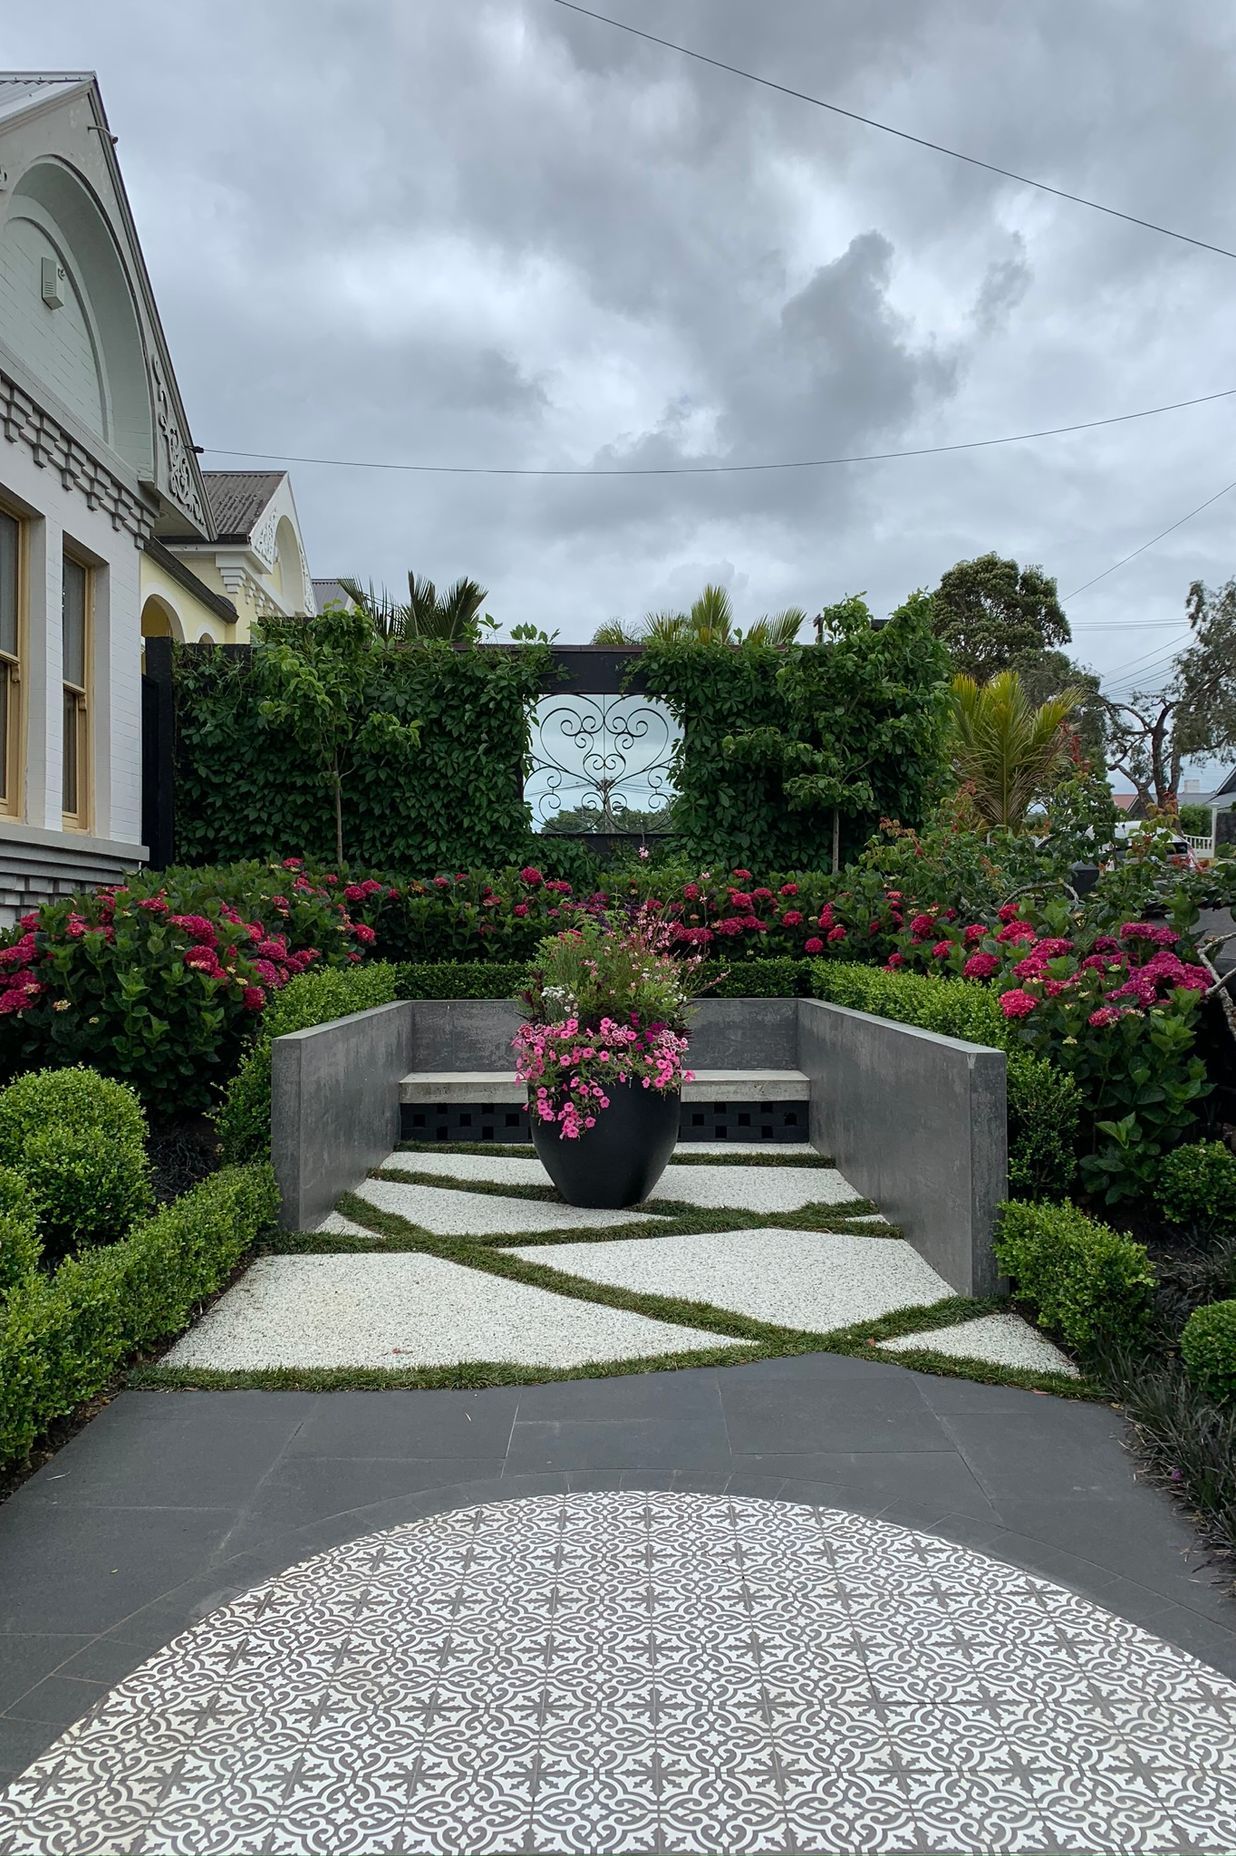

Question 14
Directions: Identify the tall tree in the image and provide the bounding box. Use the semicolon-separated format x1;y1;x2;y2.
950;670;1084;830
1104;578;1236;809
252;608;421;864
593;584;806;648
339;572;493;643
930;553;1070;681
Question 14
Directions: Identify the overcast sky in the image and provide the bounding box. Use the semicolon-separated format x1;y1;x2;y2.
10;0;1236;786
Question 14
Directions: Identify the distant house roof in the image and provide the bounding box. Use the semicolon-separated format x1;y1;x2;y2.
311;578;354;612
1214;766;1236;800
1111;792;1140;813
200;471;285;543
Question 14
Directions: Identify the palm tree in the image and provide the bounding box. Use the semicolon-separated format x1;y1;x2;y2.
950;670;1084;830
592;584;806;647
339;572;491;643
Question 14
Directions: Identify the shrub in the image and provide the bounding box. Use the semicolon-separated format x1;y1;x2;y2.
0;1064;147;1152
0;1167;39;1295
1180;1300;1236;1405
217;963;398;1164
16;1129;151;1259
994;1200;1155;1354
0;864;372;1112
0;1067;152;1256
1156;1141;1236;1235
0;1162;277;1468
811;963;1080;1198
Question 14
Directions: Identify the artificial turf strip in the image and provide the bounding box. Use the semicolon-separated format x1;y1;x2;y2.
316;1190;1096;1399
371;1165;880;1228
330;1188;895;1250
394;1139;840;1170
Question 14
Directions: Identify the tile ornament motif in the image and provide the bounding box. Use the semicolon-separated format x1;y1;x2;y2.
2;1491;1235;1855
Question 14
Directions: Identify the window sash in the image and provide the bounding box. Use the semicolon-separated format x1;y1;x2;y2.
61;552;89;822
0;511;17;659
62;555;87;692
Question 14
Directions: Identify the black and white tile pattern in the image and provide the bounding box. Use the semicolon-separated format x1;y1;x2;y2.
2;1491;1234;1855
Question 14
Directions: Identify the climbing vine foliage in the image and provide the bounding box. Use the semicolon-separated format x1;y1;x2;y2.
639;595;950;867
173;636;553;869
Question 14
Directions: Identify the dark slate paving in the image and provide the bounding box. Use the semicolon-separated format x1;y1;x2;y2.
0;1358;1233;1782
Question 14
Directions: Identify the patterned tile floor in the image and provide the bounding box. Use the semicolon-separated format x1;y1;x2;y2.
2;1490;1235;1855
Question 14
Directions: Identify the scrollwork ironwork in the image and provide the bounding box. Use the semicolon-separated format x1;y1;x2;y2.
527;695;678;831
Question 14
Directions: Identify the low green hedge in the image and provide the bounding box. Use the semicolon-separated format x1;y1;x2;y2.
0;1167;39;1294
397;962;524;1000
394;959;814;1001
0;1162;278;1468
1180;1300;1236;1405
994;1199;1155;1355
810;963;1081;1198
217;964;399;1165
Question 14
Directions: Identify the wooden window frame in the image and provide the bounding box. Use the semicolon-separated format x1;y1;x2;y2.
61;547;91;830
0;499;26;821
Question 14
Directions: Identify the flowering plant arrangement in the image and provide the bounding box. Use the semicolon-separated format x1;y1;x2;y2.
513;913;702;1139
0;862;375;1112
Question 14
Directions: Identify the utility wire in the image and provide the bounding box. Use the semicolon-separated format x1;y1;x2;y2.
1062;475;1236;600
549;0;1236;263
1102;632;1191;695
200;385;1236;480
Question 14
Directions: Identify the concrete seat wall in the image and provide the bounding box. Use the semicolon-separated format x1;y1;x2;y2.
271;995;1009;1292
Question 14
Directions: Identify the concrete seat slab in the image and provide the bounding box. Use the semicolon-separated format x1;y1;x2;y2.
400;1068;810;1103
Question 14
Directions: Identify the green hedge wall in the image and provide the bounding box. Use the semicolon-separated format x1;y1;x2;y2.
0;1163;278;1468
810;962;1081;1199
173;642;552;869
217;964;399;1165
393;959;814;1001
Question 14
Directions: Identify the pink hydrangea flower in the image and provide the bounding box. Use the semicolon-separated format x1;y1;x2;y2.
804;936;824;955
963;952;1000;980
999;988;1038;1019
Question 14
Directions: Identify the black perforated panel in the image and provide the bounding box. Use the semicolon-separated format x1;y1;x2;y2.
399;1100;807;1144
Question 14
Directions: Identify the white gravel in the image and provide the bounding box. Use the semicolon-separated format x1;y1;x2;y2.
316;1213;377;1238
507;1227;953;1333
880;1313;1080;1377
382;1150;865;1212
161;1254;736;1370
669;1143;822;1158
354;1176;668;1236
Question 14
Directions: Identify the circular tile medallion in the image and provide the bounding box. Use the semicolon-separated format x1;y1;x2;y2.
2;1492;1234;1854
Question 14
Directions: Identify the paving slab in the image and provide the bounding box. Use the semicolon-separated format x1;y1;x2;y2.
508;1226;953;1332
160;1253;737;1371
354;1173;669;1234
880;1310;1079;1376
382;1148;866;1210
2;1492;1234;1856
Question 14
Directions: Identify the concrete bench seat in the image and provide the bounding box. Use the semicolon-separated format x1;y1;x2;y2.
399;1069;811;1105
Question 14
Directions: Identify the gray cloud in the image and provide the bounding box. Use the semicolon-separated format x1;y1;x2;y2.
6;0;1236;784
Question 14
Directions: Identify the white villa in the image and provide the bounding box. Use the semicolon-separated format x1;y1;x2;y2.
0;73;316;915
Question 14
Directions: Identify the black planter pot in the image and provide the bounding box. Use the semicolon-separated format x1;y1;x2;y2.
531;1081;681;1209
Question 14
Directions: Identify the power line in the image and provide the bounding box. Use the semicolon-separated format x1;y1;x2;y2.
1063;474;1236;600
549;0;1236;263
200;384;1236;480
1102;632;1191;695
